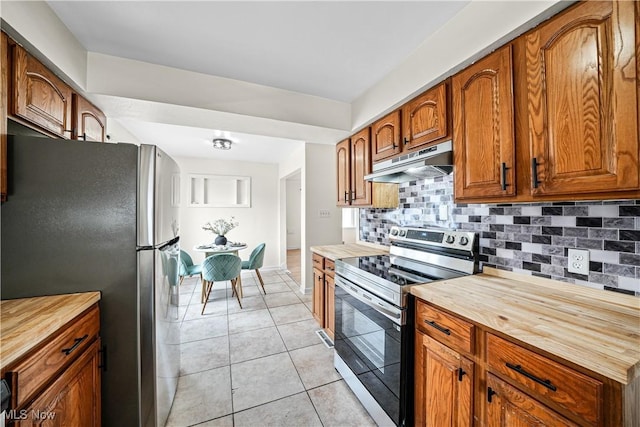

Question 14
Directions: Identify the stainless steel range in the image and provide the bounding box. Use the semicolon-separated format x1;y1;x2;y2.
334;226;478;427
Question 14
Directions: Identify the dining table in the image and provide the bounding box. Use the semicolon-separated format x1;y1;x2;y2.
193;243;248;301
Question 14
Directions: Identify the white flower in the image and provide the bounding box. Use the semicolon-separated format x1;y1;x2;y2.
202;217;239;236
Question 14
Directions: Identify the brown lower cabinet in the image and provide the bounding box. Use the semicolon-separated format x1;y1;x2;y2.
311;253;335;340
414;332;473;427
3;304;101;425
414;298;630;426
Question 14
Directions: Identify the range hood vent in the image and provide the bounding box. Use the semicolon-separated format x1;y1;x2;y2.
365;140;453;183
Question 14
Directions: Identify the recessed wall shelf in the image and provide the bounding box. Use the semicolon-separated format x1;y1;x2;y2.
188;174;251;207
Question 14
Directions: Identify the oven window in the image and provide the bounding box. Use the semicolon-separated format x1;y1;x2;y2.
334;284;403;424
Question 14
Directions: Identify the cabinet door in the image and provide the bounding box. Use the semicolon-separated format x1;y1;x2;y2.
12;45;73;138
371;110;402;162
415;331;473;427
336;139;351;206
526;0;639;196
402;82;449;151
1;32;8;202
350;127;372;206
312;268;325;326
73;94;106;142
324;274;335;341
486;374;578;427
453;45;516;200
18;339;101;426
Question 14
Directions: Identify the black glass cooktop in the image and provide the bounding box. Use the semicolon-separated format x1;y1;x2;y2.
341;255;438;286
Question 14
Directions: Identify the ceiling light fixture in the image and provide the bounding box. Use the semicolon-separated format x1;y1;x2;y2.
212;138;233;150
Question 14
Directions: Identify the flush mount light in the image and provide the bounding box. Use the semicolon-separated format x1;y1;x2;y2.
212;138;233;150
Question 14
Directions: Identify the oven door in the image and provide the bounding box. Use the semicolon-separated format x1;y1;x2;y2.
334;274;411;426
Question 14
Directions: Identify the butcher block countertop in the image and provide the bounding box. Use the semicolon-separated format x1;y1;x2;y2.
0;292;101;370
310;242;388;261
411;267;640;385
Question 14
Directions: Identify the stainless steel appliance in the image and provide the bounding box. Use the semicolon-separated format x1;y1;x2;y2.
1;133;181;427
334;226;478;427
364;140;453;183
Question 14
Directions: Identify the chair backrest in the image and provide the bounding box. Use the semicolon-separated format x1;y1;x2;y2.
202;253;242;282
179;250;194;276
246;243;266;269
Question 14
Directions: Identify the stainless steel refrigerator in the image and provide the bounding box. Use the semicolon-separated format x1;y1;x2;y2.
1;133;181;426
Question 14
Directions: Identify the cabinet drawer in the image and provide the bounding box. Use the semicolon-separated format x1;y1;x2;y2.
10;305;100;408
324;259;335;276
312;253;325;270
486;333;602;425
415;300;474;354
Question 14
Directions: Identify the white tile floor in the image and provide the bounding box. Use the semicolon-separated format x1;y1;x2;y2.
165;269;377;427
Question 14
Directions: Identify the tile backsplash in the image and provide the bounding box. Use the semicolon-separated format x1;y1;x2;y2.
360;175;640;296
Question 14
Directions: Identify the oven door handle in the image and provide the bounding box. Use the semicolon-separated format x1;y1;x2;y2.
335;276;403;325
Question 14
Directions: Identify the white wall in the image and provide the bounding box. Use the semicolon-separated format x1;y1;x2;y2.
175;156;279;267
286;176;302;249
303;143;342;292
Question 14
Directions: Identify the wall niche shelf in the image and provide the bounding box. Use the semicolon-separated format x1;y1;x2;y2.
189;174;251;207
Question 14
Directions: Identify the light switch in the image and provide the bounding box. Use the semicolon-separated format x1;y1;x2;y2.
568;249;590;275
319;209;331;218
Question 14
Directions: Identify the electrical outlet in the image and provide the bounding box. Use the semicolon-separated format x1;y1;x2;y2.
568;249;590;275
319;209;331;218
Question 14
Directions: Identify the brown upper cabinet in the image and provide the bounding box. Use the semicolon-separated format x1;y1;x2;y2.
337;128;373;206
453;44;516;200
524;0;638;198
12;44;74;139
73;94;107;142
371;109;402;162
402;82;450;152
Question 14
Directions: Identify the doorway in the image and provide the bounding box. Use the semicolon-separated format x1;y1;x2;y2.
285;172;302;284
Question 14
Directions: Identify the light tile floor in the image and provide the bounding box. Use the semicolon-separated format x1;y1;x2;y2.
166;269;376;427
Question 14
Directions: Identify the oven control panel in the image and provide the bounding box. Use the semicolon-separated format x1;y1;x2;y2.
389;226;476;251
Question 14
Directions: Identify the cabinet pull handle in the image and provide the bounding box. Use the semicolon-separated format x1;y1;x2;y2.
99;345;108;371
506;362;557;391
392;142;398;149
531;158;540;189
487;387;497;403
404;137;409;145
425;320;451;335
501;162;510;191
61;334;89;356
351;190;355;202
458;368;466;382
344;191;348;203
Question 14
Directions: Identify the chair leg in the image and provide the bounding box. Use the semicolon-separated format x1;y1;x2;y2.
201;274;207;303
255;269;266;294
179;275;184;286
201;280;215;315
231;278;243;308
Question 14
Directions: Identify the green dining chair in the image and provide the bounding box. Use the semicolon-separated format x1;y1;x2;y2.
201;253;242;314
179;249;203;296
242;243;266;294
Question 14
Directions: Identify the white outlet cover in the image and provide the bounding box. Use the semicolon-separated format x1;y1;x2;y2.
568;248;590;275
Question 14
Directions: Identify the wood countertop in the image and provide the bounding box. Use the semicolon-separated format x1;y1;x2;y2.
410;268;640;385
310;243;389;261
0;292;101;370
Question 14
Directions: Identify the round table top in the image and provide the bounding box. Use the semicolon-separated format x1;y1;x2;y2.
193;243;248;254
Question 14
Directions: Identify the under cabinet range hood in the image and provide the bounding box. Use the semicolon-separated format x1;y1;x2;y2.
365;140;453;183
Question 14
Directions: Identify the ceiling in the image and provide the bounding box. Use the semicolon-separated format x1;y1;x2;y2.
45;1;470;162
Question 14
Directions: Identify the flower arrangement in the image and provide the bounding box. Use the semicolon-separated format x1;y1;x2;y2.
202;217;239;236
